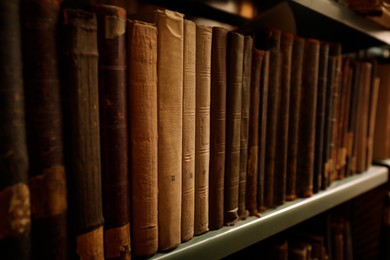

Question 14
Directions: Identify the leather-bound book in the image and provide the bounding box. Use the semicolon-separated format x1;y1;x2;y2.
194;24;211;235
61;9;104;259
313;42;329;194
246;49;264;217
21;0;67;259
0;1;31;258
224;31;244;226
127;20;158;257
366;75;380;169
95;5;130;259
181;19;196;242
238;35;252;220
286;36;304;201
274;31;293;206
296;38;320;198
209;26;227;230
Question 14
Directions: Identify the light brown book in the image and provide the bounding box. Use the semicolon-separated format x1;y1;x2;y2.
181;19;196;242
366;76;380;168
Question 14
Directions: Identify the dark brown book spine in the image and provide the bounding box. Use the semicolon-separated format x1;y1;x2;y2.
225;31;244;226
21;0;67;259
209;26;227;230
274;32;293;206
286;36;304;201
238;35;252;220
296;39;320;198
95;5;130;260
366;62;379;169
0;1;31;258
61;9;104;259
246;49;264;217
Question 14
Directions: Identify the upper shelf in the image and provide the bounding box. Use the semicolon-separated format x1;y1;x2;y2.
151;166;388;259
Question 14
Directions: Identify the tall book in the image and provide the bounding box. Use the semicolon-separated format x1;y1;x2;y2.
0;1;31;258
274;31;293;206
296;38;320;198
194;24;211;235
209;26;227;230
225;31;244;226
181;19;196;242
246;49;264;217
131;9;184;251
127;20;158;257
286;36;304;201
21;0;67;259
61;9;104;259
238;35;252;220
95;5;130;260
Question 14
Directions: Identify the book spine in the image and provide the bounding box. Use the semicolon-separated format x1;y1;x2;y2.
181;19;196;242
0;1;31;258
95;5;130;260
61;9;104;259
225;31;244;225
296;38;320;198
286;36;304;201
238;35;253;220
127;20;158;257
194;24;211;236
21;0;67;259
209;26;227;230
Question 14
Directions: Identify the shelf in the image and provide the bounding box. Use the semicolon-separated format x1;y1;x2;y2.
151;166;388;259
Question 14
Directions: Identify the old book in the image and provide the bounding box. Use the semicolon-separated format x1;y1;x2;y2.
296;38;320;198
181;19;196;242
246;49;264;217
0;1;31;258
274;31;293;206
127;20;158;257
21;0;67;259
313;42;329;194
95;5;130;259
61;9;104;259
209;26;227;230
225;31;244;226
194;24;211;236
286;36;305;201
238;35;252;220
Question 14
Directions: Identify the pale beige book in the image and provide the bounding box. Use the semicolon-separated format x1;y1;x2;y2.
194;24;212;236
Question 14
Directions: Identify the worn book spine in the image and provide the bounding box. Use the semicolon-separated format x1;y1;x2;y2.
127;20;158;257
274;31;293;206
286;36;304;201
95;5;130;260
21;0;67;259
0;1;31;258
296;38;320;198
61;9;104;259
181;19;196;242
225;31;244;225
246;49;264;217
238;35;252;220
194;24;211;235
313;42;329;194
209;26;227;230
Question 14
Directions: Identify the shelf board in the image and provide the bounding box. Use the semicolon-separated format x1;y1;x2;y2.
151;166;388;259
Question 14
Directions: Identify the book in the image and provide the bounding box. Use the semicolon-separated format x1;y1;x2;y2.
225;31;244;226
194;24;211;236
209;26;227;230
0;1;31;258
181;19;196;242
238;35;253;220
21;0;67;258
61;9;104;259
127;19;158;257
286;36;305;201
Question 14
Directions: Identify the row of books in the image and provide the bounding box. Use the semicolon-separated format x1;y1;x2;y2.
0;0;384;259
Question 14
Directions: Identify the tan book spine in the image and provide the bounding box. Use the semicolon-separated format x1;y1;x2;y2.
366;77;380;168
127;20;158;257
